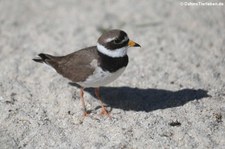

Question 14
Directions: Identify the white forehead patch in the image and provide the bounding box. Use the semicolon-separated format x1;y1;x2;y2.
121;36;129;43
106;36;129;44
97;43;128;58
106;37;116;42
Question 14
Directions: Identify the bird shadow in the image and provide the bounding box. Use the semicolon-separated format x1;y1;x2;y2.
69;83;210;112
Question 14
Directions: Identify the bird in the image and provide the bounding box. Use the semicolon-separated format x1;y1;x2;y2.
33;29;140;118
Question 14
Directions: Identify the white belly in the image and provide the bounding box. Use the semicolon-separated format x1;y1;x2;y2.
77;67;126;88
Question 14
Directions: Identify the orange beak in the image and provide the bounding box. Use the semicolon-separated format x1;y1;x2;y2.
128;40;141;47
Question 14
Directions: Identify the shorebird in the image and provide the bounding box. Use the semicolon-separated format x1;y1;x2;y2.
33;29;140;117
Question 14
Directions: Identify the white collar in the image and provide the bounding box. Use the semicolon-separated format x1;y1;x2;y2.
97;43;128;58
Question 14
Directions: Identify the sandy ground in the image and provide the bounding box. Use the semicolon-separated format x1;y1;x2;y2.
0;0;225;148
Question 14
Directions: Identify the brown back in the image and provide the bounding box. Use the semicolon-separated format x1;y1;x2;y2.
47;46;99;82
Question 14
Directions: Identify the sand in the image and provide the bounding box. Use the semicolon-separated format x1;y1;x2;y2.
0;0;225;148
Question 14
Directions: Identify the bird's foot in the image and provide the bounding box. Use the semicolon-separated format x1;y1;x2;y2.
80;111;90;123
83;111;90;117
100;107;111;119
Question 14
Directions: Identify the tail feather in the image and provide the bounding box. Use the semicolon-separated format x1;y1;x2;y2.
32;57;43;63
32;53;52;63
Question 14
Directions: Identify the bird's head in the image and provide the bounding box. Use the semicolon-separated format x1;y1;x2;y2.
97;29;141;57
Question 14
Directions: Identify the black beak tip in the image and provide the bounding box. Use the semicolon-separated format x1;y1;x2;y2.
135;43;141;47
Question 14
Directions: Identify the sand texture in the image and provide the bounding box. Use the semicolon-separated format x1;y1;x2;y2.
0;0;225;148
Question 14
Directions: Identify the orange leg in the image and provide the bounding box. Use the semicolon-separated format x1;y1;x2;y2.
95;87;111;118
80;88;89;117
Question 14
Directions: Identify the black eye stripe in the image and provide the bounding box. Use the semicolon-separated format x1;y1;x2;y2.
118;35;126;41
113;36;128;44
99;30;129;49
114;38;121;43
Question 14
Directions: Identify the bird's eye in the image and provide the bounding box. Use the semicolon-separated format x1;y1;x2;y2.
114;38;121;44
